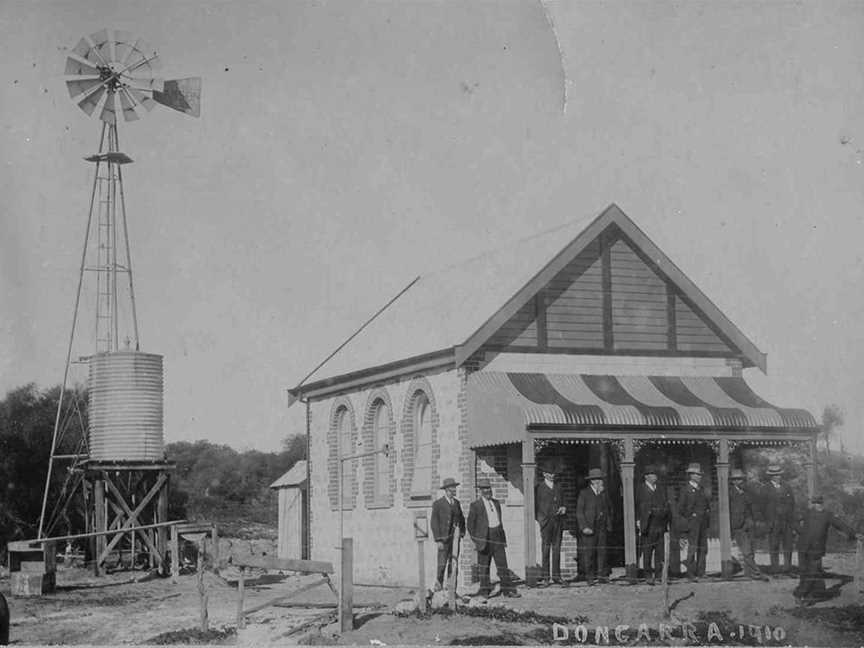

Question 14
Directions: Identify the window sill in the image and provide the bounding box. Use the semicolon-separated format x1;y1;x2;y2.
366;501;393;510
406;498;432;508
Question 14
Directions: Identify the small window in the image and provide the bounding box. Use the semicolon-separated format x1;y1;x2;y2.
410;393;433;498
373;401;390;500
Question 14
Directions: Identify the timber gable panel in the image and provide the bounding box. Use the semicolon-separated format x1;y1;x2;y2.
479;224;739;361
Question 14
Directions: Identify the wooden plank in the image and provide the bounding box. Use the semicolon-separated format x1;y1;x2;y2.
614;341;668;351
242;580;327;616
546;322;605;332
234;555;334;574
547;295;603;307
548;337;604;348
536;293;547;350
612;330;668;340
546;312;605;324
613;316;667;326
613;328;669;338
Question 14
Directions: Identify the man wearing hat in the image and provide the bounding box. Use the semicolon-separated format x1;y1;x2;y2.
763;465;795;575
636;465;669;585
677;463;711;581
794;495;863;605
729;469;767;580
576;468;612;585
466;478;520;598
535;466;567;586
431;477;466;592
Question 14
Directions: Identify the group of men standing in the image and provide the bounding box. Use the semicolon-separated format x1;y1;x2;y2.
430;463;860;602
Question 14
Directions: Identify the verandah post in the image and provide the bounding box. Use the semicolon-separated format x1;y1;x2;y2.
522;436;537;586
621;437;637;580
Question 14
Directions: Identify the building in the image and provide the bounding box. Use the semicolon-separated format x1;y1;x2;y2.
270;460;308;560
288;204;818;587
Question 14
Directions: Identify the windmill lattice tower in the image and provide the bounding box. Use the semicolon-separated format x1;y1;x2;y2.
38;29;200;576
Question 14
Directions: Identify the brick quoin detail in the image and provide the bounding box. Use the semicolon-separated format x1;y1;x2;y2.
362;388;397;508
400;376;440;507
457;356;482;584
327;396;359;511
475;446;510;504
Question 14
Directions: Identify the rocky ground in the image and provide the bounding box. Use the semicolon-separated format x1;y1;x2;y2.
1;551;862;646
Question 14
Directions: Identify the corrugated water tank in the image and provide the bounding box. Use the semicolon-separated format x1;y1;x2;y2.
88;351;164;461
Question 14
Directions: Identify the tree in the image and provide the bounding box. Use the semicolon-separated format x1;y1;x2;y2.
820;403;844;456
0;383;87;552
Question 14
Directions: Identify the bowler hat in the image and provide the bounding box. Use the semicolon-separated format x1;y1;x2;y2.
810;494;824;504
440;477;460;489
643;465;658;476
686;463;703;475
766;465;784;476
587;468;605;481
477;478;492;489
730;469;746;481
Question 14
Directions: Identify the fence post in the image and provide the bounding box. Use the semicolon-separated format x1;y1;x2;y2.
662;531;671;618
236;567;246;629
341;538;353;632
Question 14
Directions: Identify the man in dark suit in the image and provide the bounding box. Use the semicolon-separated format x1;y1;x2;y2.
763;464;795;575
794;495;862;605
635;465;668;585
576;468;611;585
677;463;710;581
729;469;767;580
535;467;567;586
430;477;466;592
466;478;520;598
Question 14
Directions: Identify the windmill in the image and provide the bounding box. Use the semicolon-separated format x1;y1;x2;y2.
36;29;201;577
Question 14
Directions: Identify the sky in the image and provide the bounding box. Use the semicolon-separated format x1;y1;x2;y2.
1;1;863;454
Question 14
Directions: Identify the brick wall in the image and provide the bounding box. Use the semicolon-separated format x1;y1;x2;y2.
308;366;462;586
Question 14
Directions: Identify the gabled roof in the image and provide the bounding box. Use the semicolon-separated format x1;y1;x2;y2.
270;460;308;489
293;204;766;395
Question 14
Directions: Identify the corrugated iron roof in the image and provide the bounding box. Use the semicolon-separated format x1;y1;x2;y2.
467;373;817;448
298;212;598;386
293;204;768;393
269;460;308;488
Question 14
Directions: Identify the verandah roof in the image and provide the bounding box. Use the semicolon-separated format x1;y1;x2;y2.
467;372;818;448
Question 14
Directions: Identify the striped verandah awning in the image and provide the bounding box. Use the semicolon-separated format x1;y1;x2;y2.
466;372;818;448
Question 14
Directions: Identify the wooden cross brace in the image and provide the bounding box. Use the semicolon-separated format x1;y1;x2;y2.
97;472;168;567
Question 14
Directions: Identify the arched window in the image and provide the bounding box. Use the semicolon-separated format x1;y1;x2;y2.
373;400;390;500
336;407;353;508
410;392;433;498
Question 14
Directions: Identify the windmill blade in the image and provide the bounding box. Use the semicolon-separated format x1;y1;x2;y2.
124;54;162;78
99;89;118;124
118;88;140;122
126;76;164;93
128;87;156;111
153;77;201;117
113;30;136;67
65;56;100;76
128;38;159;68
66;77;104;99
71;37;92;61
89;29;114;65
78;85;107;116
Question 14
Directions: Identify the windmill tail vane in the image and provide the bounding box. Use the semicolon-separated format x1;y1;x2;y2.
64;28;201;123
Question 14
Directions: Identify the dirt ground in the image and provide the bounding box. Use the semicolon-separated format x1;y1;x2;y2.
2;553;862;646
